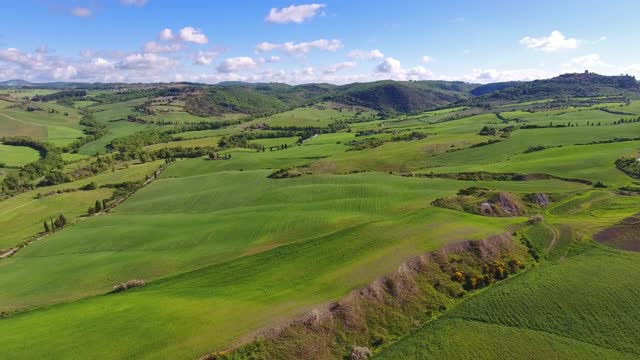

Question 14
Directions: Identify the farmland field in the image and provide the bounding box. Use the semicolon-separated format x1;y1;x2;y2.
0;143;40;166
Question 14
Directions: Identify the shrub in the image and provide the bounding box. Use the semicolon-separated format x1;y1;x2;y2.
593;181;607;188
524;145;549;153
112;279;146;293
80;182;98;190
451;271;465;282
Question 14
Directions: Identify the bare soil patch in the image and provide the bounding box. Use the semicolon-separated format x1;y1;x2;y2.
594;213;640;252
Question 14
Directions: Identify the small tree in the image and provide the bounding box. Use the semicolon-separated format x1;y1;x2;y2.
95;200;102;212
44;221;50;233
58;214;67;228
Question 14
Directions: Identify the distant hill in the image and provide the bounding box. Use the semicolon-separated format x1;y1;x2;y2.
3;73;638;115
479;72;639;101
184;80;475;116
469;81;522;96
0;79;34;87
329;80;474;113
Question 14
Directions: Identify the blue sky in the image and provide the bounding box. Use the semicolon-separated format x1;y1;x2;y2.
2;0;640;84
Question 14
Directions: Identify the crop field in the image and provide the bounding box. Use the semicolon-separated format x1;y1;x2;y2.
0;106;84;145
79;121;152;155
0;143;40;167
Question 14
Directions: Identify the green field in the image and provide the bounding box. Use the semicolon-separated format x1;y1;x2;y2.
0;143;40;167
0;107;84;145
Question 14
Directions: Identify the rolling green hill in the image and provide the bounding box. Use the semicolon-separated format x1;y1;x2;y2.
478;72;640;102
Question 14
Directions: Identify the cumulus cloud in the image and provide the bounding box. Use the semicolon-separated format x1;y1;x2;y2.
193;50;220;65
144;41;182;53
375;57;433;80
71;7;92;17
90;57;115;69
323;61;357;74
217;57;259;73
120;0;148;6
266;4;325;24
118;53;177;70
256;39;342;55
520;30;578;52
0;46;178;83
179;26;208;44
52;65;77;80
376;57;402;73
421;55;434;64
158;28;174;41
348;49;384;60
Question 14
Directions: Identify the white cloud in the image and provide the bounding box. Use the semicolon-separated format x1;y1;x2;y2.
71;7;92;17
0;48;37;67
266;56;280;63
256;39;342;55
52;65;77;80
563;53;606;68
91;57;115;69
520;30;578;52
462;68;548;83
193;50;220;65
179;26;208;44
323;61;357;74
376;57;402;73
0;46;181;83
266;4;326;24
118;53;177;70
120;0;148;6
375;57;433;80
217;57;259;73
348;49;384;60
158;28;174;41
407;66;432;77
144;41;182;53
421;55;434;64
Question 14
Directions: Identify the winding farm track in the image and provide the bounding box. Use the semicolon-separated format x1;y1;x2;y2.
0;112;33;125
0;198;37;216
543;222;558;255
